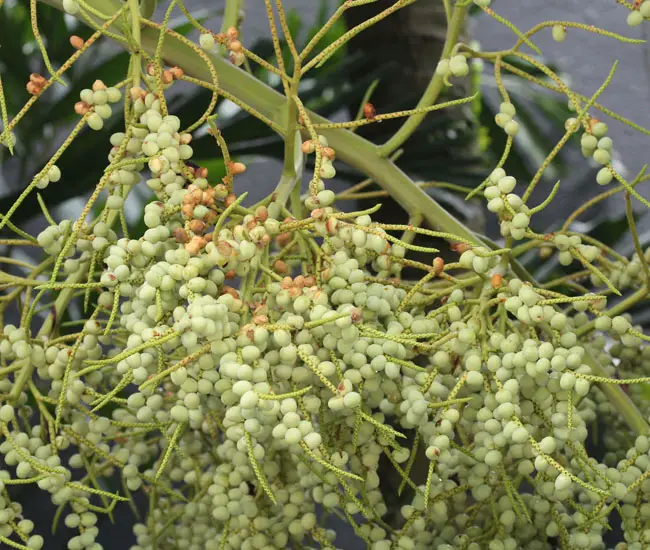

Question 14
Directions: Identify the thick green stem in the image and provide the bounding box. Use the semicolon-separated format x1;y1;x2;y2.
220;0;240;55
377;3;468;157
278;66;302;207
128;0;141;87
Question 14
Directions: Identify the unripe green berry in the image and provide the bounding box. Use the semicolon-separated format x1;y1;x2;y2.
449;55;469;77
552;25;567;42
591;121;608;138
498;176;516;194
504;120;519;136
612;315;630;334
511;213;530;229
596;167;613;185
199;33;215;50
592;148;611;165
581;133;598;150
87;113;104;131
494;113;512;127
106;87;122;103
62;0;79;14
595;316;612;331
499;102;516;117
94;104;112;119
628;10;644;27
0;404;15;422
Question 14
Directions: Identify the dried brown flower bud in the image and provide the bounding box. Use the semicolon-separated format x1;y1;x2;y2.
228;39;243;53
276;233;292;248
273;260;289;275
169;66;184;80
185;239;201;255
92;79;107;91
322;147;336;161
74;101;90;115
229;51;245;66
491;273;503;289
221;286;239;298
255;206;269;223
230;162;246;175
224;193;237;207
30;73;47;87
433;257;445;275
26;82;41;96
363;102;377;119
189;219;206;234
129;86;145;100
451;242;472;254
70;35;85;49
173;228;190;243
301;140;315;154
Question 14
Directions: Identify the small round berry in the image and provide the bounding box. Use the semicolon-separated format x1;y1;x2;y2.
499;102;516;117
449;55;469;77
592;148;611;165
511;213;530;229
555;473;572;491
0;404;15;423
596;167;613;186
504;120;519;136
199;33;216;50
284;427;302;445
591;121;608;138
552;25;567;42
47;165;62;182
628;10;644;27
498;176;517;194
87;112;104;131
612;315;631;334
62;0;79;14
598;136;613;150
303;432;322;449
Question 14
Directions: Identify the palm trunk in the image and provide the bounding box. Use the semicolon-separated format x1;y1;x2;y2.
344;0;471;141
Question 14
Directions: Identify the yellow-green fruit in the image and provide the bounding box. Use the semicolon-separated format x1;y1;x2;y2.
552;25;567;42
87;113;104;131
628;10;644;27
